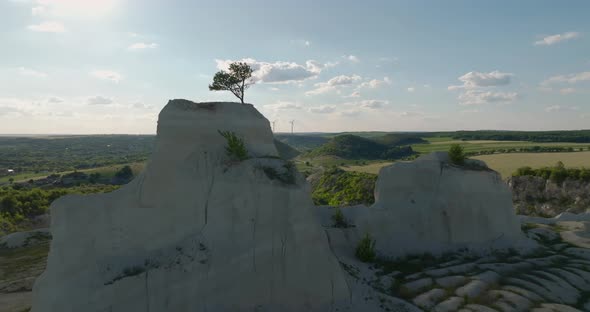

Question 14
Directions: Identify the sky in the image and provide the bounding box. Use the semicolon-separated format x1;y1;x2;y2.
0;0;589;134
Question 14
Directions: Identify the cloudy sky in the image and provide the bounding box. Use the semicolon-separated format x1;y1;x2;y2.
1;0;589;134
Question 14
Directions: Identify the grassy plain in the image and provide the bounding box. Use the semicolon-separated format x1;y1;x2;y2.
472;151;590;178
411;137;590;154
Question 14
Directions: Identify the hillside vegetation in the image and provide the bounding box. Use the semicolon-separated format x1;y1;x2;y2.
311;167;376;206
307;135;415;160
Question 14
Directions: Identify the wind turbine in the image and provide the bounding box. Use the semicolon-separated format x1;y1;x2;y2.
289;120;295;134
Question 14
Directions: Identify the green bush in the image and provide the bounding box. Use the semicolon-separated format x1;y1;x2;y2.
355;233;376;262
311;167;377;206
331;208;349;228
261;161;296;185
512;161;590;183
218;130;249;161
448;144;466;165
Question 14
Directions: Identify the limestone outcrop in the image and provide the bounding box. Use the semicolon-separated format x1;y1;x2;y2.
31;101;350;312
356;152;527;256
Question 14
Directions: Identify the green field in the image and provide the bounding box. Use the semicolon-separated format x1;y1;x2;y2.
411;137;590;154
473;151;590;178
341;151;590;179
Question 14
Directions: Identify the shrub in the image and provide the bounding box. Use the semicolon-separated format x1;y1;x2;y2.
448;144;465;165
218;130;248;161
355;233;376;262
331;208;349;228
261;161;296;185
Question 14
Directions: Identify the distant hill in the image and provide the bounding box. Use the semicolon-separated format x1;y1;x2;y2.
307;134;415;160
274;134;329;151
372;133;427;147
273;139;300;160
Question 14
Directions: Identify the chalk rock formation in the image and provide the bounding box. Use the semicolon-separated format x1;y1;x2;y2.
356;152;526;256
32;101;350;312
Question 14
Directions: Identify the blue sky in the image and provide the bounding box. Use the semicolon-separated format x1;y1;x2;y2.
0;0;589;134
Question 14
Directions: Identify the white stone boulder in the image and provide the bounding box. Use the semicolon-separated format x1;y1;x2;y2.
356;151;527;256
31;101;350;312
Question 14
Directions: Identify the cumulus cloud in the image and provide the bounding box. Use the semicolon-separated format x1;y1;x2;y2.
560;88;576;94
306;75;362;95
47;96;63;103
27;21;65;32
357;77;392;89
544;105;579;113
407;87;415;92
308;106;336;114
128;42;158;50
90;70;122;83
87;96;113;105
534;32;580;46
264;101;303;111
343;55;360;63
18;67;47;78
458;90;518;105
360;100;389;109
541;71;590;86
215;58;329;84
343;91;361;98
132;102;154;110
449;71;513;90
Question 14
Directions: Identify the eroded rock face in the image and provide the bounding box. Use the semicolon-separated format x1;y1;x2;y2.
509;175;590;217
31;101;350;312
356;152;527;256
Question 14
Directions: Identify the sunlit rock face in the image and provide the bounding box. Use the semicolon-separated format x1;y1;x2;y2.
356;152;528;256
31;100;350;312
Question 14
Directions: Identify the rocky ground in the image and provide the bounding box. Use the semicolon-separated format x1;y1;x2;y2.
2;220;590;311
332;219;590;312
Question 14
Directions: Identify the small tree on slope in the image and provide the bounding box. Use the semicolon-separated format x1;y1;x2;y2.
208;62;254;104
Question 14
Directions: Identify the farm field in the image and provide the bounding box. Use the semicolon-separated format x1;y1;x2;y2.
472;151;590;178
411;137;590;154
341;151;590;179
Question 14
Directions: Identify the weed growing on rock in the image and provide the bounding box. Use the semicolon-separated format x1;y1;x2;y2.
332;208;350;228
218;130;249;161
356;233;376;262
261;161;296;185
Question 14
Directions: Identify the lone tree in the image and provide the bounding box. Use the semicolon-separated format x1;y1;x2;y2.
208;62;254;104
448;144;466;165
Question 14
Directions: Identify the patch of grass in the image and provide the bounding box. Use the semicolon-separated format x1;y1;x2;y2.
331;208;351;228
0;240;49;284
218;130;249;161
261;161;296;185
355;233;376;263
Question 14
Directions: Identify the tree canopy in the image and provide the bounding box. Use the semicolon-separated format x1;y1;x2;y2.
208;62;254;104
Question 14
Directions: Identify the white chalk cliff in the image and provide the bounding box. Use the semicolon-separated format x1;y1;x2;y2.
31;101;351;312
356;152;527;256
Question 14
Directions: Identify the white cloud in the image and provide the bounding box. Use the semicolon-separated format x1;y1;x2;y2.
544;105;579;113
458;90;518;105
559;88;576;94
308;106;336;114
29;0;118;19
534;32;580;46
87;96;113;105
128;42;158;50
132;102;154;110
360;100;389;109
357;77;392;89
542;71;590;86
449;71;513;90
47;96;63;103
343;91;361;98
291;39;311;47
27;21;65;33
306;75;362;95
343;55;360;63
31;5;47;16
18;67;47;78
90;70;122;83
407;87;415;92
215;58;328;84
264;101;303;111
